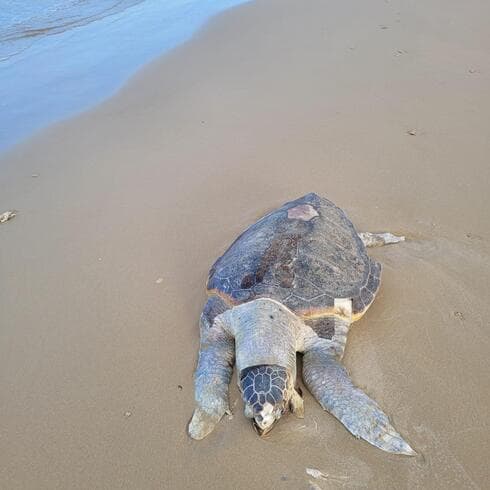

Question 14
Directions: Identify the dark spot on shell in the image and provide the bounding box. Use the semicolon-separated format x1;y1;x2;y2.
259;394;266;404
240;273;255;289
269;315;274;319
253;402;262;413
255;234;300;287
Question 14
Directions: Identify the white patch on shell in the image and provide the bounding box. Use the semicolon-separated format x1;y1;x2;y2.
287;204;319;221
334;298;353;319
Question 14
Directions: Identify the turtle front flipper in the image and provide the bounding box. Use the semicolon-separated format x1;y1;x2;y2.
302;336;415;455
188;310;235;440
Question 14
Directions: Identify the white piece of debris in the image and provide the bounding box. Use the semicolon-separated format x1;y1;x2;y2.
306;468;348;483
155;277;164;284
358;231;405;248
0;210;16;223
306;468;328;480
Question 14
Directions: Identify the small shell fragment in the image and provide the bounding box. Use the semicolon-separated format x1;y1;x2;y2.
0;210;16;223
155;277;164;284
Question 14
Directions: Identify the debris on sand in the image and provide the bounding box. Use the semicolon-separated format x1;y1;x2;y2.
306;468;349;483
453;311;465;321
306;468;327;480
407;129;417;136
0;210;16;223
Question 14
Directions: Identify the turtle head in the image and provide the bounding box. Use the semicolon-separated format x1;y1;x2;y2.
239;365;294;436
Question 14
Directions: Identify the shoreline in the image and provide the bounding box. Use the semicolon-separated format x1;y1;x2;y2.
0;0;251;153
1;0;489;488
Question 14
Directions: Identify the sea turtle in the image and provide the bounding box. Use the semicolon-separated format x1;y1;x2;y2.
188;193;414;455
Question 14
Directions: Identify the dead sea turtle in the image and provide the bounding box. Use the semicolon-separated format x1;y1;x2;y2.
188;193;414;455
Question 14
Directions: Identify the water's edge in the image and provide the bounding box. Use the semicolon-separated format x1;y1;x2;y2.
0;0;251;154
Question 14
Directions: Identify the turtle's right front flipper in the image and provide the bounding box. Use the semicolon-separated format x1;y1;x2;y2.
302;337;415;455
188;306;235;440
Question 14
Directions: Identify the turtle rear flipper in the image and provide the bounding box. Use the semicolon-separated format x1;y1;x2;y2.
358;231;405;248
302;337;415;455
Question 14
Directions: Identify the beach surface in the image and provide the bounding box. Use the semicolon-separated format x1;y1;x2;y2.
1;0;489;488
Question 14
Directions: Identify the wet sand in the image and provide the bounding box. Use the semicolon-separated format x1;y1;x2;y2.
1;0;489;488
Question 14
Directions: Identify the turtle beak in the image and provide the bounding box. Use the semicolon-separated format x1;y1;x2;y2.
252;418;277;437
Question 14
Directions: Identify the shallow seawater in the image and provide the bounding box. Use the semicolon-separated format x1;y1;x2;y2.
0;0;250;152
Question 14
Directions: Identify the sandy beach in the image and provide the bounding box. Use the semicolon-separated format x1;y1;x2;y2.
1;0;489;488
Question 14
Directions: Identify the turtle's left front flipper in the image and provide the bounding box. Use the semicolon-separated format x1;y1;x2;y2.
302;339;415;455
188;309;235;440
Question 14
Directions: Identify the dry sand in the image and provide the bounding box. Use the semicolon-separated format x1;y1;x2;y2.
1;0;489;488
